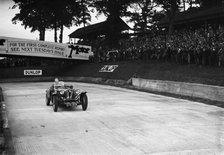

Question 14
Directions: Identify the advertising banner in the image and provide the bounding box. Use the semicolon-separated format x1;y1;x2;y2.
99;65;118;72
24;70;42;76
0;36;93;60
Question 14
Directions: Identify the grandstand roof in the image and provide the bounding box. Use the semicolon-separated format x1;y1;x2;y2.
158;5;224;27
69;18;130;39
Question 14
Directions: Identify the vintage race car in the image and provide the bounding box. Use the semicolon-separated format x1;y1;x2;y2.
45;81;88;112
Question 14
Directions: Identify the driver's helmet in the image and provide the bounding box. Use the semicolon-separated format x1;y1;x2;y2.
54;78;59;85
54;78;64;87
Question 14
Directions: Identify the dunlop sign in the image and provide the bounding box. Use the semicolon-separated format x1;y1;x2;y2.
0;36;93;60
24;70;42;76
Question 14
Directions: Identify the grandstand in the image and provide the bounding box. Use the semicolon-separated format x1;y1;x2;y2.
66;5;224;68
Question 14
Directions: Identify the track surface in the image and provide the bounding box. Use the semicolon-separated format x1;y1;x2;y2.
1;82;224;155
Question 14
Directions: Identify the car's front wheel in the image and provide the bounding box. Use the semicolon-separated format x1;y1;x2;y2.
46;94;50;106
52;96;58;112
81;94;88;111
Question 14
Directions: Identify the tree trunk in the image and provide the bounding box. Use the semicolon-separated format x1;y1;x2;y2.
183;0;185;11
168;1;178;36
39;10;45;41
168;11;175;36
54;22;58;43
142;0;150;31
143;12;147;31
39;27;45;41
190;0;192;8
42;28;45;41
39;31;42;41
59;24;63;43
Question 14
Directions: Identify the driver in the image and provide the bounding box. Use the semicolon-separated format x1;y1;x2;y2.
50;77;60;94
54;77;59;86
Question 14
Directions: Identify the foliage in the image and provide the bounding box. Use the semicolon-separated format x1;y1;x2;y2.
91;0;135;18
12;0;52;40
11;0;222;42
90;0;136;47
76;0;92;27
12;0;90;42
154;0;181;35
47;0;89;43
126;0;163;32
198;0;223;7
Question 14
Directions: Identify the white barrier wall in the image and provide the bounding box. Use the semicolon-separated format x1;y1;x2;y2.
132;78;224;102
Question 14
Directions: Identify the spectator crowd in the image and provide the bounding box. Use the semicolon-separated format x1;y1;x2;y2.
93;25;224;67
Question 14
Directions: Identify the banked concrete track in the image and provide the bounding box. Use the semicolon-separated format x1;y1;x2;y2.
0;82;224;155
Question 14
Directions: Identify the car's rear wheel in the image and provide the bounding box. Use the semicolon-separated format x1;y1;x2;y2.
46;94;50;106
81;94;88;111
52;96;58;112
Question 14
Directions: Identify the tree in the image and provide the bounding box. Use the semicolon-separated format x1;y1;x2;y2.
47;0;90;43
12;0;91;42
155;0;181;36
198;0;223;7
12;0;52;41
91;0;134;47
77;0;92;27
126;0;160;32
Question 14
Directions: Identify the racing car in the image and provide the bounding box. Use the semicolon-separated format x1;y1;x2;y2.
45;81;88;112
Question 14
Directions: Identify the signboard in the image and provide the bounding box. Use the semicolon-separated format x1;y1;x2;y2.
0;36;93;60
24;70;42;76
99;65;118;72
